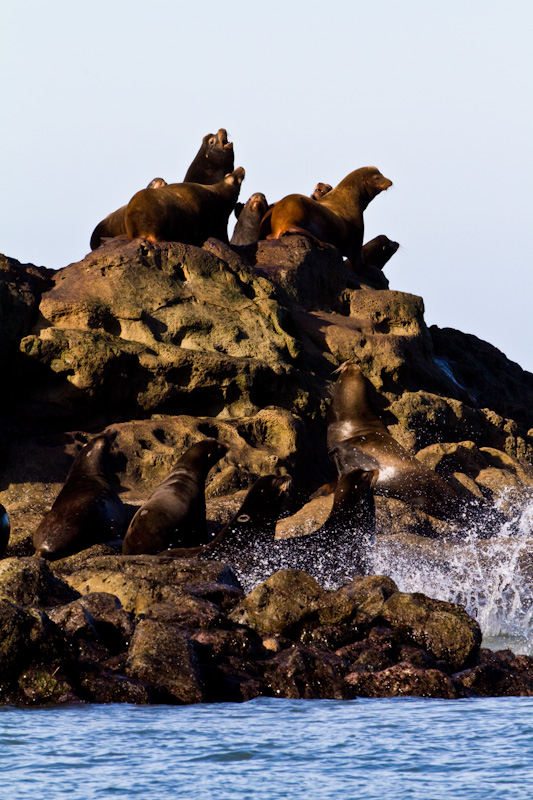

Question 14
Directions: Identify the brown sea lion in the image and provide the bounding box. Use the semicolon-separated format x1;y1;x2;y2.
90;128;234;250
276;468;379;583
0;503;9;558
183;128;234;184
261;167;392;268
122;438;228;555
327;363;467;521
230;192;269;245
311;182;332;201
33;431;126;561
125;167;245;245
361;235;399;270
90;177;168;250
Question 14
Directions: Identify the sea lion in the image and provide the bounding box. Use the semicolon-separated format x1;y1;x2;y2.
33;431;126;561
276;468;379;582
90;128;234;250
122;438;228;555
0;504;9;558
311;183;332;201
262;167;392;268
230;192;269;245
183;128;235;184
125;167;245;245
361;235;399;270
327;363;467;521
163;474;291;560
90;177;168;250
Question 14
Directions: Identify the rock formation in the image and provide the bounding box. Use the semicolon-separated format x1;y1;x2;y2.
1;235;533;703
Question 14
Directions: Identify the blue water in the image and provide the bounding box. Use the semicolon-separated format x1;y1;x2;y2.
1;697;532;799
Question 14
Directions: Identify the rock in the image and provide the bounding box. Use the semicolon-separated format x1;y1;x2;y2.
48;592;134;652
454;648;533;697
125;620;204;704
379;591;482;672
263;644;352;700
16;666;80;705
0;557;79;607
229;569;355;638
345;663;466;698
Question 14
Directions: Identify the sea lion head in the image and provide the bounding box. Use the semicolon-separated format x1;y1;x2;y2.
205;129;234;159
247;192;268;215
361;167;393;198
312;182;333;200
224;167;245;188
146;177;167;189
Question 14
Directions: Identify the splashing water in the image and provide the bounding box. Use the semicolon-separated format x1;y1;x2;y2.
371;497;533;654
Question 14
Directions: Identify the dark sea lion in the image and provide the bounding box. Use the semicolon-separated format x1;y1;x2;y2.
276;468;379;582
327;363;465;521
0;503;9;557
361;235;399;270
33;431;126;561
163;474;292;561
262;167;392;268
183;128;234;184
311;182;332;201
125;167;245;245
230;192;269;245
122;438;228;555
90;177;169;250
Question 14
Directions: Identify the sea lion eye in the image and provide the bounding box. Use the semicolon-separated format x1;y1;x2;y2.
208;137;216;146
238;514;250;523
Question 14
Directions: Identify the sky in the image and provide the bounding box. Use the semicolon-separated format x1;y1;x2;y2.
2;0;533;371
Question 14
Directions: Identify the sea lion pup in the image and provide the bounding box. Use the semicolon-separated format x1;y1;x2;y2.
0;504;9;557
183;128;234;184
122;438;228;555
124;167;245;245
262;167;392;268
361;235;399;270
33;431;126;561
276;468;379;581
230;192;269;245
311;182;332;200
327;362;469;522
90;177;169;250
162;474;292;562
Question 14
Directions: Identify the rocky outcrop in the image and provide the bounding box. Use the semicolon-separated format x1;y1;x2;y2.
2;233;533;702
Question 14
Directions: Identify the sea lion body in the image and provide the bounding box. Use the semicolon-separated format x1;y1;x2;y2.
276;468;378;582
230;192;269;245
33;432;126;561
125;168;245;245
90;178;168;250
263;167;392;267
361;235;399;270
184;128;234;184
328;363;461;520
122;438;227;555
0;504;9;557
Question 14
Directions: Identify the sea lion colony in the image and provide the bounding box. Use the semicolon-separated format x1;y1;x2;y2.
3;128;499;581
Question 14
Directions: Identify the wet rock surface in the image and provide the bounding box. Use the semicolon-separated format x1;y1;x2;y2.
2;236;533;702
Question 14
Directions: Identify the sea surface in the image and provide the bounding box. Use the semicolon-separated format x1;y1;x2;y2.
1;697;533;800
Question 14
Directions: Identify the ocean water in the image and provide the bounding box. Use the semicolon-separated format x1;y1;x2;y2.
1;697;533;800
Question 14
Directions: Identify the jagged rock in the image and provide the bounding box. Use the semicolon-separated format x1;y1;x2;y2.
454;648;533;697
48;592;134;652
76;666;154;704
125;620;204;703
379;591;482;672
16;666;79;705
0;557;79;607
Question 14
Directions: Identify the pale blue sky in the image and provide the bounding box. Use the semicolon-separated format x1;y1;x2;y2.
2;1;532;371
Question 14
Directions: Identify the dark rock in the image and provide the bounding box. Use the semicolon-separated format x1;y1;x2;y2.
125;620;205;704
0;557;79;607
263;644;352;700
346;662;467;698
